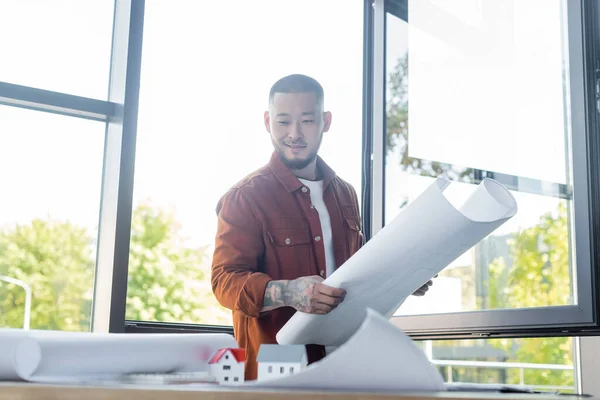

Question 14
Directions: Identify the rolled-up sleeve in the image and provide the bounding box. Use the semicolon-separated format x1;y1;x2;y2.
211;188;271;318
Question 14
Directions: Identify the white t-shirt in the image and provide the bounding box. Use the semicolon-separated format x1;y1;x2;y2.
298;178;337;277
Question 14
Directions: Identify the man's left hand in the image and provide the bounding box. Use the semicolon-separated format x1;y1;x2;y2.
411;275;437;296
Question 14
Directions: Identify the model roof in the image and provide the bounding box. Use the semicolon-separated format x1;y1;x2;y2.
209;348;246;364
256;344;306;363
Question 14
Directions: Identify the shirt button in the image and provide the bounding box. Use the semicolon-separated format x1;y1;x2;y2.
285;238;291;245
315;236;321;241
320;270;325;277
310;204;316;209
301;187;308;193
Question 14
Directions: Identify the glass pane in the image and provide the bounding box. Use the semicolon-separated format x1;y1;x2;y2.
0;105;105;331
385;0;575;316
0;1;115;99
405;0;569;184
388;173;573;315
424;337;575;394
128;0;364;325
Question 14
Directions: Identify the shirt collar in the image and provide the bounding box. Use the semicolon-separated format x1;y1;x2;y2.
268;151;336;193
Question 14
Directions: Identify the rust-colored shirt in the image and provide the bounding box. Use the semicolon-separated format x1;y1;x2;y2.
211;152;364;381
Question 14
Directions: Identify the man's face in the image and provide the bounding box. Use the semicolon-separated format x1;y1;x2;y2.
264;92;332;170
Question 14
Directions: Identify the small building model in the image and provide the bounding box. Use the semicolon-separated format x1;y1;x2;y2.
256;344;307;381
208;348;246;384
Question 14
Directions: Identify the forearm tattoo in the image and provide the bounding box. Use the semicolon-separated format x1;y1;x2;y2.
261;279;317;312
262;280;290;311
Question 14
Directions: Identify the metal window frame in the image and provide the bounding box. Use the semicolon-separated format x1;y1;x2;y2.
578;0;600;395
375;0;600;339
361;0;375;242
122;0;378;335
102;0;600;339
91;0;145;333
4;0;598;341
0;0;228;336
0;2;139;334
371;0;386;238
0;82;116;121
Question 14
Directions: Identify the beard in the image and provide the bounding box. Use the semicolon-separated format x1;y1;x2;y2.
278;150;317;170
272;134;322;170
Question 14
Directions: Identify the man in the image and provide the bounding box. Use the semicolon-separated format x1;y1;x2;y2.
211;74;432;381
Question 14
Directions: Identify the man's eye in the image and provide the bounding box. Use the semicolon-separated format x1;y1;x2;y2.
277;121;290;125
302;120;314;124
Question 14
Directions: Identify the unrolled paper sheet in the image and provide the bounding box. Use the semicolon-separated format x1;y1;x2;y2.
276;178;517;346
246;308;445;392
0;329;237;383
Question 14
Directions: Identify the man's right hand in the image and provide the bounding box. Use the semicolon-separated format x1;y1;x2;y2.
287;276;346;314
261;276;346;314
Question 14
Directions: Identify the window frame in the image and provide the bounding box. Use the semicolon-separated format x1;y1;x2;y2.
122;0;376;335
5;0;598;340
374;0;600;339
108;0;600;339
0;0;137;334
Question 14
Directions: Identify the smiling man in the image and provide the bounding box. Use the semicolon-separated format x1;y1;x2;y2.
211;74;432;381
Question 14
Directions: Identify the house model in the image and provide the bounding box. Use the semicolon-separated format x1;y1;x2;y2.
208;348;246;384
256;344;307;381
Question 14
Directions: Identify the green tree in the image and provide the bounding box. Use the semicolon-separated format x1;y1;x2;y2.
488;202;572;388
125;201;231;324
0;219;94;331
434;203;573;389
0;201;231;331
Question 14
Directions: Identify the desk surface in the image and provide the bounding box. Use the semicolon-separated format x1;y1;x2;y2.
0;382;592;400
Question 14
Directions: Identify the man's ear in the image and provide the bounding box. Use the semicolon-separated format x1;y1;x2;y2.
323;111;332;132
264;111;271;133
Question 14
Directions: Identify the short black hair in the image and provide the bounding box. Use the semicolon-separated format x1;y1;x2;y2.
268;74;324;106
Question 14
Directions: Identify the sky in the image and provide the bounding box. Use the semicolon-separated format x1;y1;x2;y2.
0;0;574;315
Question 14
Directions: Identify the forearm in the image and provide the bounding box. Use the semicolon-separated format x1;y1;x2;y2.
212;267;272;317
261;279;304;312
260;276;345;315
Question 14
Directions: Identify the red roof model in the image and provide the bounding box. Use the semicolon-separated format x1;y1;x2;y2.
208;348;246;364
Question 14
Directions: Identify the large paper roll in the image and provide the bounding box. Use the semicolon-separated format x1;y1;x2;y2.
0;329;237;383
276;178;517;347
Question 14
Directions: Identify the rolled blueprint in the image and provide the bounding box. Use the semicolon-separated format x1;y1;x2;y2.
276;177;517;346
0;328;236;383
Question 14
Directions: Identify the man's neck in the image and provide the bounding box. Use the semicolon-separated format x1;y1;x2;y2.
292;159;320;181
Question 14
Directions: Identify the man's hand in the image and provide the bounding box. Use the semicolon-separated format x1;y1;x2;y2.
261;276;346;314
411;275;437;297
287;276;346;314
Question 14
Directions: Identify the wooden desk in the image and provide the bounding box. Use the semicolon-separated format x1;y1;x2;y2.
0;382;592;400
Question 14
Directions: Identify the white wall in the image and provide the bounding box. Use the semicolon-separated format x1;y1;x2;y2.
578;337;600;397
258;362;303;381
209;361;244;384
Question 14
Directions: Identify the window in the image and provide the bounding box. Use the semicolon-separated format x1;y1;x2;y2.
3;0;600;394
280;367;285;374
0;1;142;334
422;338;576;393
377;0;597;335
234;377;239;382
223;365;231;371
290;367;295;374
0;0;115;99
0;106;106;332
224;377;229;382
367;0;600;391
127;0;364;326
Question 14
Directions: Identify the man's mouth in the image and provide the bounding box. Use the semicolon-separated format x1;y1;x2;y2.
285;143;307;149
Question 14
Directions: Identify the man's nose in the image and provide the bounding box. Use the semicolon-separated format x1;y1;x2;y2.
288;121;303;140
